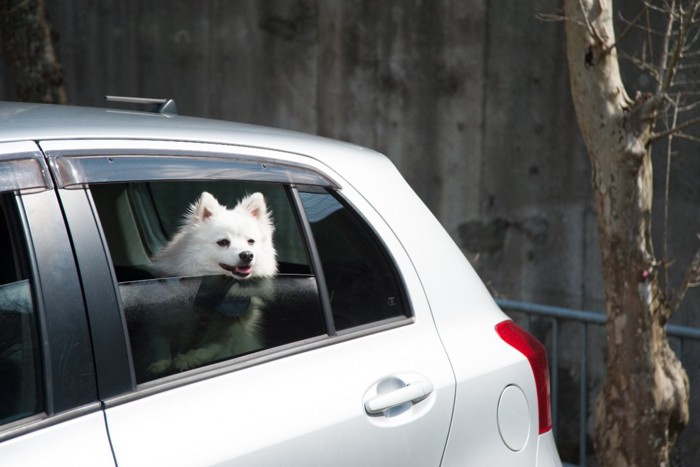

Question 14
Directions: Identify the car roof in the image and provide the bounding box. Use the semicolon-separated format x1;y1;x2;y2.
0;101;376;163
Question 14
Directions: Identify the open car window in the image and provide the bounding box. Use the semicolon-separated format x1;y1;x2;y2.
92;181;311;280
92;181;324;383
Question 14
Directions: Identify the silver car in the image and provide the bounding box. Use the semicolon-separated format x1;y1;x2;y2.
0;100;562;466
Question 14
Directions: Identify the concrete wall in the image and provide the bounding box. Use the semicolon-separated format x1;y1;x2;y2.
2;0;612;311
2;1;699;463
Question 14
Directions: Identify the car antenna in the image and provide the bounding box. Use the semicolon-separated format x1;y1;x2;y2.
105;95;178;115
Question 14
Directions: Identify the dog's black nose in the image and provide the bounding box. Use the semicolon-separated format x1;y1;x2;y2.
239;251;254;263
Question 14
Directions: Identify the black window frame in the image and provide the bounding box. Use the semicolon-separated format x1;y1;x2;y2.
0;143;99;442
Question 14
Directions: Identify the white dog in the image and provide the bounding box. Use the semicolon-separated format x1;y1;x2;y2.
151;191;277;280
146;191;277;374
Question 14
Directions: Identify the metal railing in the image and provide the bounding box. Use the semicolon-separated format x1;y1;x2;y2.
496;298;700;467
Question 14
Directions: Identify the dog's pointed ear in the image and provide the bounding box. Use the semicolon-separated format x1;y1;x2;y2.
192;192;222;222
238;192;270;222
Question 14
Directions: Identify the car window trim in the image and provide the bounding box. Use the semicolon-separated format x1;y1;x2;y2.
0;402;103;444
38;139;340;189
288;185;337;337
54;187;136;399
0;141;53;193
13;190;98;416
38;147;414;396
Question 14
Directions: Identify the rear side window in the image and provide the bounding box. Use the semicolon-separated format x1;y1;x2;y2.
298;189;407;330
90;178;410;384
0;195;43;425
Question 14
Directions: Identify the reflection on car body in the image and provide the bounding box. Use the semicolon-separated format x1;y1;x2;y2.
123;274;322;382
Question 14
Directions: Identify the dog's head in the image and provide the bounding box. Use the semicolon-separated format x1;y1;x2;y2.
186;191;277;279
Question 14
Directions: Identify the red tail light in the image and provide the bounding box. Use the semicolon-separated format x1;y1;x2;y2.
495;320;552;434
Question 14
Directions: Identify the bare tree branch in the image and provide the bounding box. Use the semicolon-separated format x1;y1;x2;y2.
674;131;700;142
619;49;660;79
615;4;652;52
663;95;680;299
536;12;567;23
650;114;700;141
656;0;679;100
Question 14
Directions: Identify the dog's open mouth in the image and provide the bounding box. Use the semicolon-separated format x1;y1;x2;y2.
219;263;253;278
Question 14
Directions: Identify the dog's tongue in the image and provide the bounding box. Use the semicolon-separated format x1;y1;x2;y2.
219;262;253;277
234;265;253;276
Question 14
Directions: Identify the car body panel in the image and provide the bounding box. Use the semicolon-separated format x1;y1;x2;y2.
105;323;455;467
0;409;115;467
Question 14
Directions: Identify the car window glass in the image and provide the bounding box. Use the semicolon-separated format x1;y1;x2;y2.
298;189;408;330
0;194;43;425
91;182;325;383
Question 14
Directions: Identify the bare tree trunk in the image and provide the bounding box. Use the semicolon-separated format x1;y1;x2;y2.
563;1;689;466
0;0;68;103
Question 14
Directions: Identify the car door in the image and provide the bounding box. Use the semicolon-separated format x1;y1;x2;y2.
43;139;456;467
0;141;115;467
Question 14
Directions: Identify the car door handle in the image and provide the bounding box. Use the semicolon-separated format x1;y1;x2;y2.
364;378;434;415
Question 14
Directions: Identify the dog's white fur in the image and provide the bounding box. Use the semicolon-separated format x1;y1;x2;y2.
146;191;277;374
151;191;277;279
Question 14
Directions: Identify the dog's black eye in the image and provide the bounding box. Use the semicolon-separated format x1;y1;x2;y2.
247;239;255;245
217;239;230;247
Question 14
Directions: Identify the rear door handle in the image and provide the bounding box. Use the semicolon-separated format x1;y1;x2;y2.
364;378;434;415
